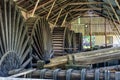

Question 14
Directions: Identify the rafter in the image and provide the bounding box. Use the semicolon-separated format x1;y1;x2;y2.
68;11;87;22
50;5;86;21
29;0;54;13
37;1;71;16
115;0;120;10
70;8;102;11
68;2;104;5
107;0;120;23
46;0;56;20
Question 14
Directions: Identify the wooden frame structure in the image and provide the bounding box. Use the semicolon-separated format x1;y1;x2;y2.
16;0;120;26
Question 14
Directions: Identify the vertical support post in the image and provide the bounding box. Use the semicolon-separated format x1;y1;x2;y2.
89;17;92;49
61;13;68;27
105;18;107;47
31;0;39;17
54;8;63;26
46;0;56;20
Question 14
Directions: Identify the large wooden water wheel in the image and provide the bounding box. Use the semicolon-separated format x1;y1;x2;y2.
0;0;32;76
26;17;53;66
52;27;72;56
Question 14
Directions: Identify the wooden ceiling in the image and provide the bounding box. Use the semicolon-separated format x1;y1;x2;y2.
16;0;120;25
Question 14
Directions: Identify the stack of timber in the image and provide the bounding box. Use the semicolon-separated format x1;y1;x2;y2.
44;47;120;69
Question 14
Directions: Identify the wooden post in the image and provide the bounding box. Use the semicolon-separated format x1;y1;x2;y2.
105;18;107;47
89;17;92;49
61;13;68;27
31;0;39;17
46;0;56;20
54;8;63;26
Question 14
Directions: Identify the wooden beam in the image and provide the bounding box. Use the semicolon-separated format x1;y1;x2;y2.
44;47;120;68
70;8;102;11
46;0;56;20
105;6;120;35
31;0;40;17
48;4;72;20
0;77;51;80
9;69;36;78
54;8;63;26
69;2;104;5
29;0;54;13
17;0;25;4
61;13;68;27
104;18;107;47
89;17;92;49
68;11;87;22
107;0;120;23
115;0;120;10
37;1;71;16
50;6;86;21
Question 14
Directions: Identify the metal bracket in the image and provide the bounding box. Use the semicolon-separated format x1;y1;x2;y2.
104;70;110;80
40;69;48;79
66;69;73;80
95;69;100;80
81;69;86;80
115;72;120;80
53;69;61;80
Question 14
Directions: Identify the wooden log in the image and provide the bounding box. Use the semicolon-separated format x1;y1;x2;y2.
9;69;36;78
0;77;52;80
44;47;120;68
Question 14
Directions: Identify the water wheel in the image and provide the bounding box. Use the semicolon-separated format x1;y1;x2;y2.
52;27;72;56
0;0;32;76
26;17;53;67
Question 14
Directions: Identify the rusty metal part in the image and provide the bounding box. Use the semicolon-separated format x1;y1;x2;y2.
0;0;31;77
26;17;53;67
